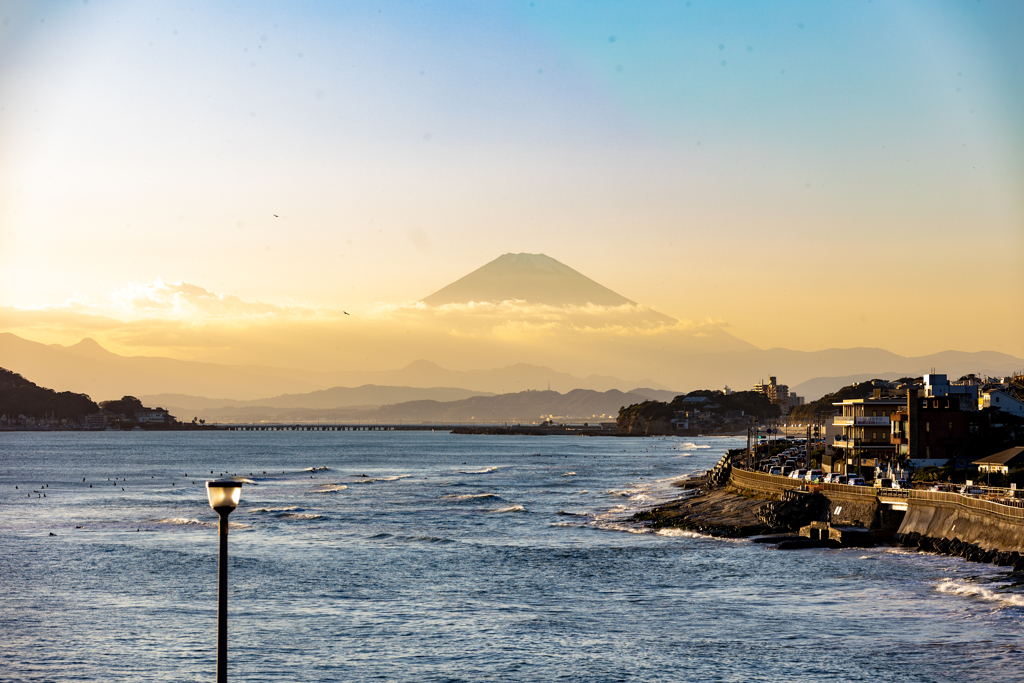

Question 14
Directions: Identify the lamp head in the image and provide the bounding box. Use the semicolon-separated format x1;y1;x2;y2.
206;480;242;512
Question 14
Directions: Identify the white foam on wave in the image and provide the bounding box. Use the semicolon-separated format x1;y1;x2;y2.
251;506;303;513
353;475;412;483
443;493;499;501
302;466;329;472
679;442;711;450
936;580;1024;608
490;505;527;513
281;512;323;520
573;490;590;495
562;472;577;477
656;472;703;484
458;467;499;474
313;484;348;493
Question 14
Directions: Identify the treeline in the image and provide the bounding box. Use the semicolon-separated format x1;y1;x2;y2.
617;389;779;434
788;378;915;422
0;367;99;419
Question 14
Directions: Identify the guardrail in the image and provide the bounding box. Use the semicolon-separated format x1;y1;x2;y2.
729;468;1024;519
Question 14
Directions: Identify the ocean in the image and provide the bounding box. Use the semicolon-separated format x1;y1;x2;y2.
2;430;1023;682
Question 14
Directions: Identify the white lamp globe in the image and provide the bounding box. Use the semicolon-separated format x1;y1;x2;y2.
206;480;242;511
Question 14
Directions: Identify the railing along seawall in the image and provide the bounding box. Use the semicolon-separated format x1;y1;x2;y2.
729;468;1024;520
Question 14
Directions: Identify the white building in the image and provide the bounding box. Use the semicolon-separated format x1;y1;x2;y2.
136;409;172;424
982;389;1024;418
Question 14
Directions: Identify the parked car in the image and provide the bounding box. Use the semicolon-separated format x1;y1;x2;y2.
960;485;984;496
769;466;783;476
847;477;866;486
805;469;824;482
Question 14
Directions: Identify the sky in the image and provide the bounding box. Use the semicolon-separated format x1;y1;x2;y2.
1;0;1022;371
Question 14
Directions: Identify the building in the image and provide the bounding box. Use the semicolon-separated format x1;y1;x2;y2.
891;389;986;469
826;393;904;475
82;413;108;430
982;389;1024;418
972;447;1024;475
753;377;802;413
136;408;172;424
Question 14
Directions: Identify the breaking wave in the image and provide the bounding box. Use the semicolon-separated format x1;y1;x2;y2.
312;484;348;493
936;580;1024;608
459;467;499;474
442;493;499;501
490;505;527;513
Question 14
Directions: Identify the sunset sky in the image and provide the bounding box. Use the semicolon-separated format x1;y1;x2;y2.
1;0;1021;368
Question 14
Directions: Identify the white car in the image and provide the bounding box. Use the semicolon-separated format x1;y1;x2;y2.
805;470;824;482
847;477;866;486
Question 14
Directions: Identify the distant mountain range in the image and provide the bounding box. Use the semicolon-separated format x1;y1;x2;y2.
0;332;674;402
157;388;658;424
1;252;1021;405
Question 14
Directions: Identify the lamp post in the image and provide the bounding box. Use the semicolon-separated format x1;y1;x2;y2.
206;480;242;683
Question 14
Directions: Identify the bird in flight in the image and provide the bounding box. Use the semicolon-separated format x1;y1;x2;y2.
343;311;350;316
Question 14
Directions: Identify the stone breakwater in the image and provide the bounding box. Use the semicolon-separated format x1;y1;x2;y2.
896;532;1024;570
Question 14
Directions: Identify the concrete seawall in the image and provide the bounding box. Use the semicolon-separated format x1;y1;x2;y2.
728;468;1024;554
899;501;1024;554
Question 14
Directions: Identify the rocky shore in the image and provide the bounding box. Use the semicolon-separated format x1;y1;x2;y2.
637;450;1024;570
633;450;827;538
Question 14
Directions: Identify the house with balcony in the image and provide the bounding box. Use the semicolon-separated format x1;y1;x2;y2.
825;392;905;476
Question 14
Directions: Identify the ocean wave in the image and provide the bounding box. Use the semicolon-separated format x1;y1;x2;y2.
573;490;590;495
442;493;499;501
556;510;588;516
312;484;348;493
594;522;651;535
458;467;499;474
281;512;323;520
655;473;703;484
655;528;748;543
251;506;304;513
303;466;330;472
490;505;527;513
936;580;1024;608
562;472;577;477
352;475;412;483
679;442;711;450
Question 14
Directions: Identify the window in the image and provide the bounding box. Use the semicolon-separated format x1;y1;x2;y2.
926;421;930;432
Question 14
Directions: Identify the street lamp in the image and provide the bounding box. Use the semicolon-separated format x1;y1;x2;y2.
206;480;242;683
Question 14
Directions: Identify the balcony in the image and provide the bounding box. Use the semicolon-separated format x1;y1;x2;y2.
833;437;895;450
833;416;891;426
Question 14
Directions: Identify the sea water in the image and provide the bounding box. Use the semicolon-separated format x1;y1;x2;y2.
2;431;1023;682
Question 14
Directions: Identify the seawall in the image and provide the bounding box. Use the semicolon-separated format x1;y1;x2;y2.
728;468;1024;555
899;501;1024;554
